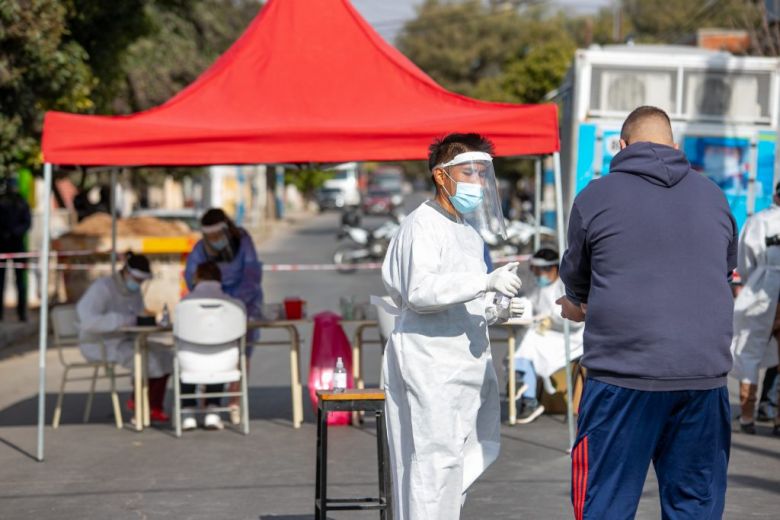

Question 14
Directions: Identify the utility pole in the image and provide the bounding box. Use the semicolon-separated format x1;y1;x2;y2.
612;0;623;43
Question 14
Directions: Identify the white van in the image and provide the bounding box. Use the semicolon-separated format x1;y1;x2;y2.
321;162;361;208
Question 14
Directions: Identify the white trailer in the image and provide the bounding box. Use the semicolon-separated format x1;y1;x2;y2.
556;44;780;230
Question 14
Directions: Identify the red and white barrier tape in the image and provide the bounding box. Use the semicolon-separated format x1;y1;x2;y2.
5;254;532;272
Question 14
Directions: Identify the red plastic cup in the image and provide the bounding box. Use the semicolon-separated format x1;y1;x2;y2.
284;298;305;319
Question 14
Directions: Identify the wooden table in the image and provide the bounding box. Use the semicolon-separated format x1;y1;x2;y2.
491;317;533;426
247;319;309;429
122;318;379;432
120;325;172;432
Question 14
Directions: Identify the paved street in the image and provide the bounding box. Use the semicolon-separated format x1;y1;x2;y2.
0;203;778;519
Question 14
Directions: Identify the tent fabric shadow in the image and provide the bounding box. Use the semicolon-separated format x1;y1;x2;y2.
0;386;317;427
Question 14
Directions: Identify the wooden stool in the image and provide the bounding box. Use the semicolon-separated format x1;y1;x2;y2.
315;389;390;520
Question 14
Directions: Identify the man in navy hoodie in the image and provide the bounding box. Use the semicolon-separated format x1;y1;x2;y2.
559;106;737;520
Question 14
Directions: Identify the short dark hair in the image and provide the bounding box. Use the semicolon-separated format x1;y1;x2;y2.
125;251;151;274
532;247;559;270
201;208;229;227
620;106;672;143
201;207;240;238
196;261;222;282
428;133;495;171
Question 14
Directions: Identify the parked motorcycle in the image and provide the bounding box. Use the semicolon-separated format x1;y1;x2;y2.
482;218;557;260
334;214;402;272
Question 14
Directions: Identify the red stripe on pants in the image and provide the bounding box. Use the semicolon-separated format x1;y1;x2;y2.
572;436;589;519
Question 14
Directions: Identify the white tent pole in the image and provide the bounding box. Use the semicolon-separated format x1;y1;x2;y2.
37;162;53;462
110;169;117;275
534;158;542;251
553;152;576;450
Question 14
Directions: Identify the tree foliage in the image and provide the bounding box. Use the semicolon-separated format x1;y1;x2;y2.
0;0;259;177
397;0;576;104
0;0;94;175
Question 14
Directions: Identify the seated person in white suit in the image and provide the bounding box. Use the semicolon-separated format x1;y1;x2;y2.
77;252;173;422
513;248;584;424
179;260;246;431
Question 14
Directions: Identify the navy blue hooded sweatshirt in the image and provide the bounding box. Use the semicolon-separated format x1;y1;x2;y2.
560;141;738;391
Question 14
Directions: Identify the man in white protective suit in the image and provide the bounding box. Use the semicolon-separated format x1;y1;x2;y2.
731;181;780;435
381;133;525;519
77;253;173;422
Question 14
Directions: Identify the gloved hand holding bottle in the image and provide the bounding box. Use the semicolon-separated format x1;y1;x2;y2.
487;261;522;297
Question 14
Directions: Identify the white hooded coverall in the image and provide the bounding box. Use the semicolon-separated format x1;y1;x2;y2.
382;201;501;520
731;204;780;384
77;275;172;378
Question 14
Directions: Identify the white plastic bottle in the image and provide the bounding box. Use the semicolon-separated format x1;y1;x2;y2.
334;357;347;393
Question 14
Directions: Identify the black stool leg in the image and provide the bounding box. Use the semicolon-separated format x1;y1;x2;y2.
315;406;329;520
376;409;389;520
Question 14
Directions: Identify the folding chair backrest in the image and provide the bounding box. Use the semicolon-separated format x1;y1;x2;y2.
51;305;79;345
174;298;246;345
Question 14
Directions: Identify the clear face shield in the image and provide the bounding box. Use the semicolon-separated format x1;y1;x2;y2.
201;221;236;260
436;151;507;239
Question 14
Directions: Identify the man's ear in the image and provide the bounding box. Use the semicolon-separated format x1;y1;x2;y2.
432;167;446;189
619;139;628;150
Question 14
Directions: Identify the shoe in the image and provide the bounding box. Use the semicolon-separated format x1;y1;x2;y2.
228;404;241;425
181;409;197;431
150;408;170;423
517;403;545;424
204;410;224;430
739;420;756;435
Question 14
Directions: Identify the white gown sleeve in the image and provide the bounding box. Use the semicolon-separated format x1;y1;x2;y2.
738;215;763;281
383;216;488;314
77;281;135;334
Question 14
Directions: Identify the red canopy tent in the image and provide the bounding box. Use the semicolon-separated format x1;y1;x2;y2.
35;0;572;462
42;0;558;165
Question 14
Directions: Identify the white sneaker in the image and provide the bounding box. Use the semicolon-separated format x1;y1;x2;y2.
204;410;224;430
181;409;197;431
228;404;241;425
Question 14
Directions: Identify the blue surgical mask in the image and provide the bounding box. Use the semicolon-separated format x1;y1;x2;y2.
536;276;551;288
208;237;229;251
443;172;483;213
125;278;141;292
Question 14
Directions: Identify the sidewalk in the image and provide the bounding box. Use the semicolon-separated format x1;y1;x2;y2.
0;310;38;352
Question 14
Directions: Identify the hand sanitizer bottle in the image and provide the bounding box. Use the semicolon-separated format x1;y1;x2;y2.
334;357;347;393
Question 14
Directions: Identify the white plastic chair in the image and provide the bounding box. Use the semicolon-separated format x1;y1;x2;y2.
51;304;128;429
172;298;249;437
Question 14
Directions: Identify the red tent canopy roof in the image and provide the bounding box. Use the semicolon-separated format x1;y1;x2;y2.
42;0;559;166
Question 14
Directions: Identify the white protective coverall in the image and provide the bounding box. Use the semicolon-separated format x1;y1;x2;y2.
731;204;780;384
382;201;501;520
77;275;172;378
514;277;584;392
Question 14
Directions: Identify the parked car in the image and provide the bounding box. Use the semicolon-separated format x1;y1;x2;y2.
316;187;348;211
361;187;400;215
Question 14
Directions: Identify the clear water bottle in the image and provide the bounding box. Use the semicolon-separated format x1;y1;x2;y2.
334;357;347;393
160;304;171;327
494;294;512;321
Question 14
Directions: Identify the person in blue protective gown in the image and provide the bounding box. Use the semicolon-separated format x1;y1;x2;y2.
184;208;263;424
